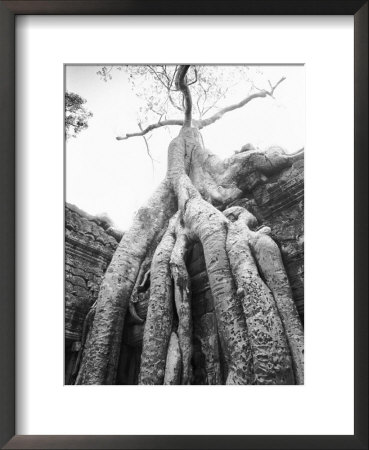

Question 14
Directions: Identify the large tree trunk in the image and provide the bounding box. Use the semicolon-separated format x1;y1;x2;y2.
76;180;176;384
76;67;304;385
138;216;177;384
163;332;182;385
164;128;254;384
170;222;193;384
249;228;304;384
76;126;304;385
225;207;294;384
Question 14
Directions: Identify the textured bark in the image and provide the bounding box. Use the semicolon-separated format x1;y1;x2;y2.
224;206;294;385
186;202;253;384
77;64;304;385
76;180;176;384
169;128;253;384
77;126;303;385
72;301;96;384
170;221;193;384
164;332;182;385
139;216;177;384
249;227;304;384
189;244;223;385
128;252;154;324
194;312;223;385
188;140;301;207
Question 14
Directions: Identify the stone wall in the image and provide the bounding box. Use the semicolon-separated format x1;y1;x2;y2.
227;157;304;320
65;155;304;384
65;204;121;383
189;157;304;384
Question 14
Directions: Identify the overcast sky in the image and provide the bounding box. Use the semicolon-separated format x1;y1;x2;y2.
66;65;304;230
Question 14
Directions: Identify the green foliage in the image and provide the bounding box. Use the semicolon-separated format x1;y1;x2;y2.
65;91;93;139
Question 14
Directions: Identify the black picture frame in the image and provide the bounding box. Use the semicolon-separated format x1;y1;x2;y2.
0;1;367;449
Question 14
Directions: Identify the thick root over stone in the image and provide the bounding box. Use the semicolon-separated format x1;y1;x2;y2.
169;128;254;384
164;332;182;385
170;220;193;384
224;207;294;384
76;180;176;385
139;216;178;384
249;228;304;384
78;123;304;386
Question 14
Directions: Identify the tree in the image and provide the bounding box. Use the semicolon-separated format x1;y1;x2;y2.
75;65;304;385
65;91;93;139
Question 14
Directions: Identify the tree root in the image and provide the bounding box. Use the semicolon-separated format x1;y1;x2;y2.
128;256;153;325
164;332;182;385
193;311;223;384
248;226;304;384
170;219;193;384
224;206;294;384
77;122;304;385
139;215;178;384
76;179;176;385
73;300;97;385
169;128;254;384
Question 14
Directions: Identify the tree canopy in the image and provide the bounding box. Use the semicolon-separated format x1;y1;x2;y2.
96;65;285;142
65;91;93;139
75;65;304;386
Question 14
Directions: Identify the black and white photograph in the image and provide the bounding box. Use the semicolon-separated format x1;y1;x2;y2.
65;64;305;386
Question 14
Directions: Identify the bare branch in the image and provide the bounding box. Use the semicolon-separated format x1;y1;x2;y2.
169;66;178;90
148;65;183;112
116;75;286;141
187;67;198;86
138;123;156;173
198;77;286;129
168;92;183;112
147;65;175;92
116;119;183;140
268;76;286;96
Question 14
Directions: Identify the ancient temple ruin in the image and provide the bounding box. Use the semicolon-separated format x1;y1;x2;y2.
65;150;303;385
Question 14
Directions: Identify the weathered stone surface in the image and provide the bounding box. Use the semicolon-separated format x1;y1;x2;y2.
227;159;304;321
65;203;121;383
65;151;304;384
182;157;304;382
65;204;121;341
76;180;176;385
